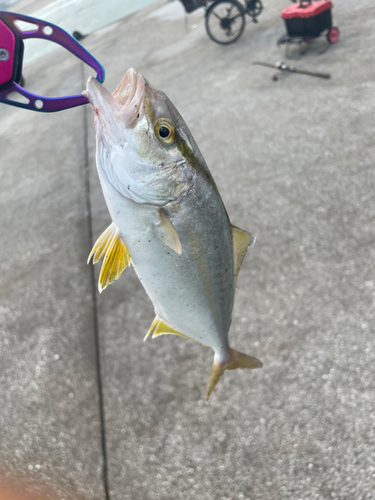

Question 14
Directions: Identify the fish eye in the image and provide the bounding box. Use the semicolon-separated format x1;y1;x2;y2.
154;118;175;146
159;126;170;138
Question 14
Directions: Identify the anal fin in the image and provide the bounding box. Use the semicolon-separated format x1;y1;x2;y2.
144;316;159;341
88;223;131;293
144;316;191;341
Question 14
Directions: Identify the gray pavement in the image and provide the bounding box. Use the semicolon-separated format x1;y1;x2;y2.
1;0;375;499
0;46;104;498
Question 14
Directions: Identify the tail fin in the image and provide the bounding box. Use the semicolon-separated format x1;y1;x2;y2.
206;348;263;402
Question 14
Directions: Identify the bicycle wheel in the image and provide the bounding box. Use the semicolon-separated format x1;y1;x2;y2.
205;0;246;45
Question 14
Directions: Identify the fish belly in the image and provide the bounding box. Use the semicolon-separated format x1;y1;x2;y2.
106;182;234;354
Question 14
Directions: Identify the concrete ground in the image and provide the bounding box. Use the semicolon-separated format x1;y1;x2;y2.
1;0;375;499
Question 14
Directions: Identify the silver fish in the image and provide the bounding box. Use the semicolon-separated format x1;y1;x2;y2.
84;69;262;401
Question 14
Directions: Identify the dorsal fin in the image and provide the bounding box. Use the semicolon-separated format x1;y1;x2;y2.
144;316;191;341
231;225;255;287
87;223;130;293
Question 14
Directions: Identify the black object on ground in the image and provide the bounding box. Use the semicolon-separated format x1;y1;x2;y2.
253;60;331;80
179;0;207;13
72;30;86;41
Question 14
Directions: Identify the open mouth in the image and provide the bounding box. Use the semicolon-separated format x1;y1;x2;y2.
84;68;146;129
112;68;145;108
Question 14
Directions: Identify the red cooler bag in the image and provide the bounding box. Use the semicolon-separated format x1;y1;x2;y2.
281;1;333;37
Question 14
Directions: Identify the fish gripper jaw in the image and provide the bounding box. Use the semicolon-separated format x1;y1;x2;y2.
0;11;105;112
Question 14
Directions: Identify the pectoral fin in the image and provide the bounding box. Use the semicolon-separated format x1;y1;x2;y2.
144;317;191;341
231;225;255;287
88;223;130;293
155;208;182;255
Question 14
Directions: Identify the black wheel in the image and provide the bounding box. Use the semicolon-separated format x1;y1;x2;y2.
246;0;263;19
205;0;246;45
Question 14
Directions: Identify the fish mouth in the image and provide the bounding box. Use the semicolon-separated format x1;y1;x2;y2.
83;68;146;129
112;68;146;109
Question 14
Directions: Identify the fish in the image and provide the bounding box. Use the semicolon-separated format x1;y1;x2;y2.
83;68;262;401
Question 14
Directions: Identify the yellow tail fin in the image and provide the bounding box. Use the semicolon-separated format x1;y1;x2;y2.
206;349;263;402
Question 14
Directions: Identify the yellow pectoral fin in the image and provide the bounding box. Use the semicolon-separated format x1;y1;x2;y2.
87;223;130;293
87;223;116;264
231;225;255;287
144;317;191;341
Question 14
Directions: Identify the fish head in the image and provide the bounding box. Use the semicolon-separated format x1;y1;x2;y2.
84;68;202;206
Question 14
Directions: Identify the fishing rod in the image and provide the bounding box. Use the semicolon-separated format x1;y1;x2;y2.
253;61;331;80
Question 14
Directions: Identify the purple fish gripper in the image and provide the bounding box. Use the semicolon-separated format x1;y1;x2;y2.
0;11;105;112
